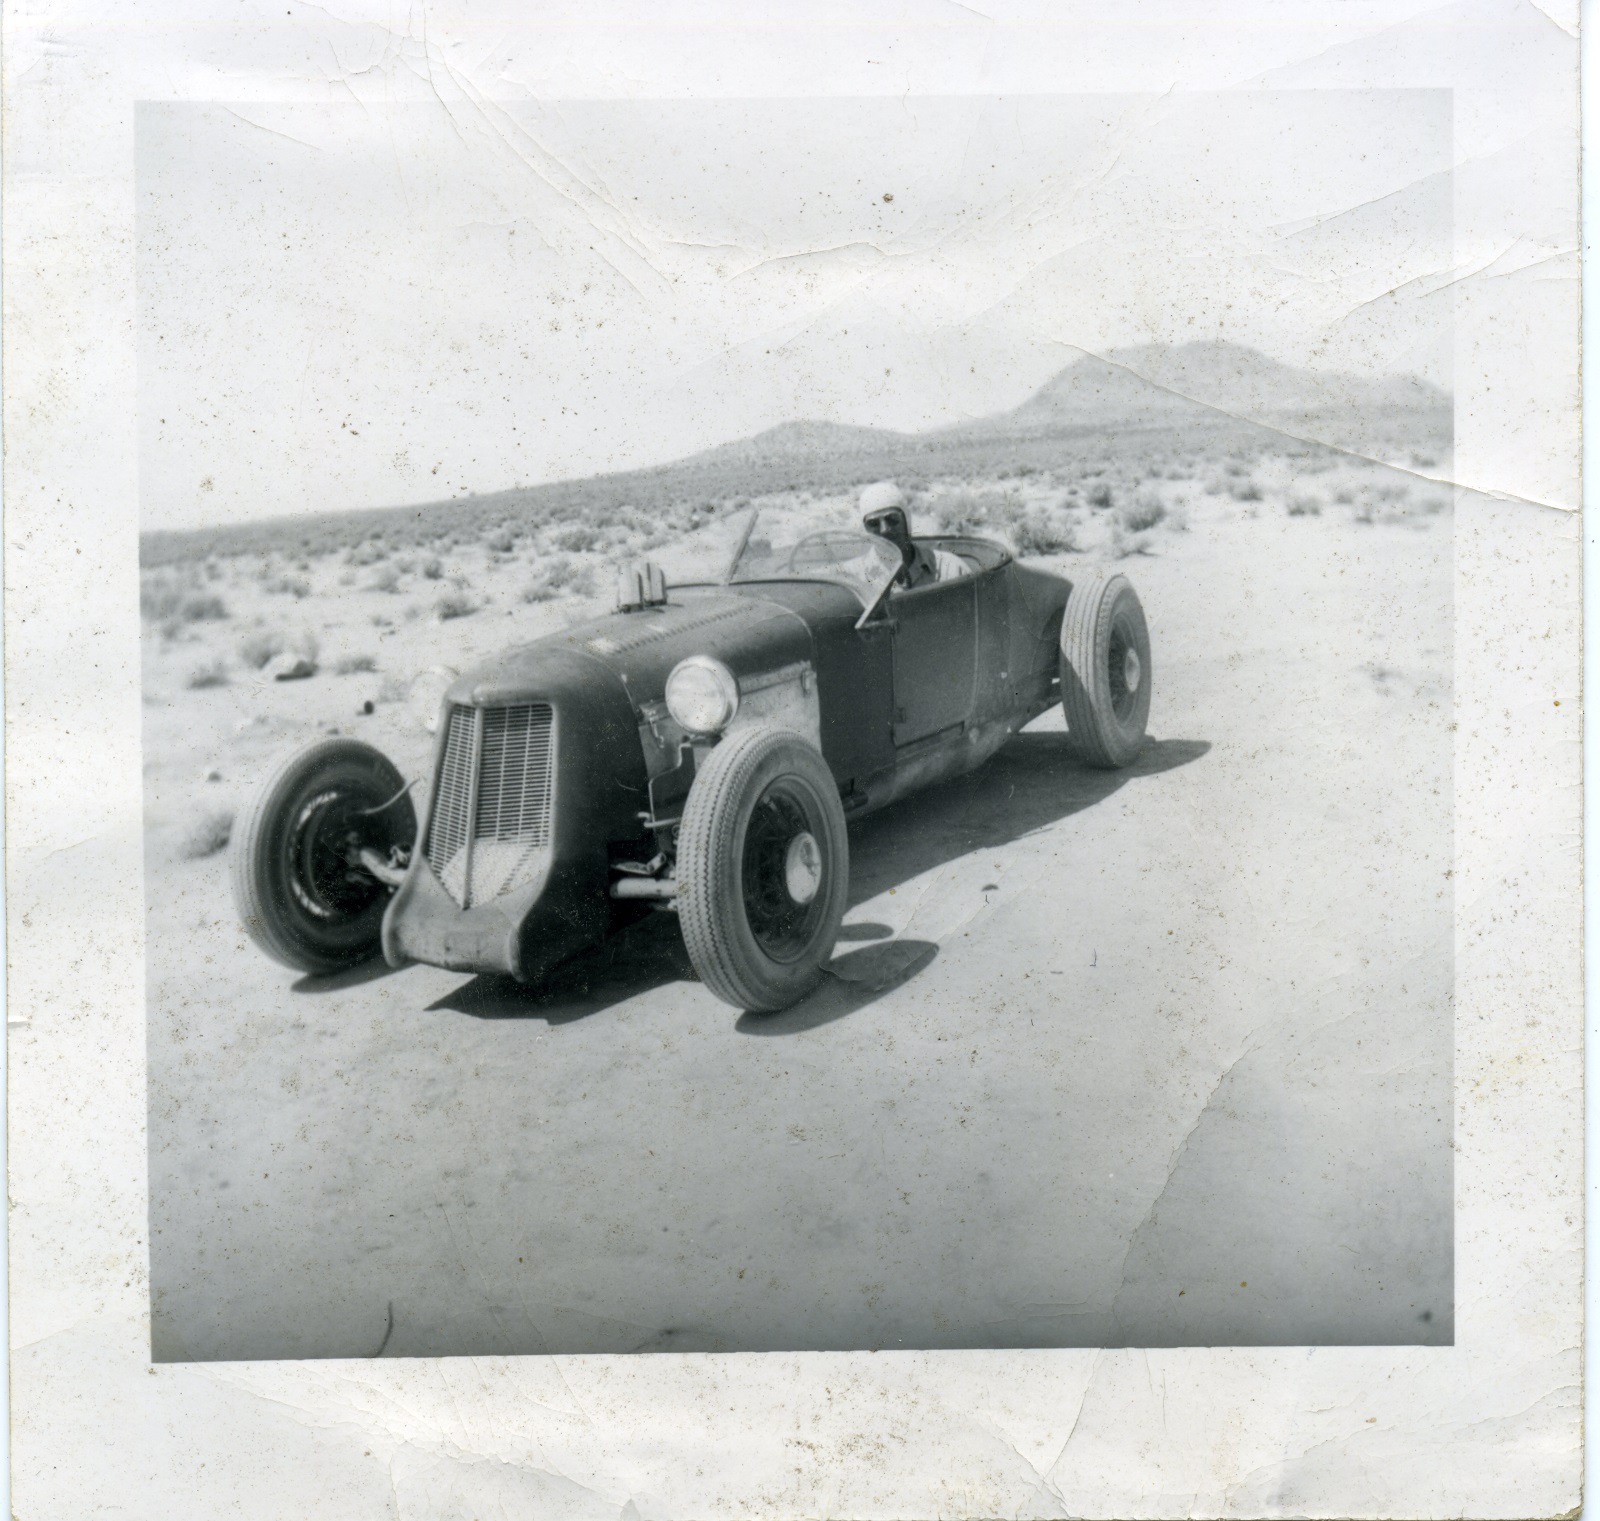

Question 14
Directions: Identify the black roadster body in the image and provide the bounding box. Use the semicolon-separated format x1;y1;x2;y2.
232;518;1152;1011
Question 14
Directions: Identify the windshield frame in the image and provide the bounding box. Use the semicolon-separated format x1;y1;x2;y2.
720;507;902;626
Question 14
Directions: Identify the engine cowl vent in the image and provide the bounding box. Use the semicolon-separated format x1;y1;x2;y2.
616;560;668;612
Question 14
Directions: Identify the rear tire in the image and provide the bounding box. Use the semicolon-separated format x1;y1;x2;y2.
677;728;849;1012
1060;571;1152;768
230;738;416;975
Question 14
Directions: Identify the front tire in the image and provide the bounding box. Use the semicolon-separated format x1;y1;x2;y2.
1060;571;1152;767
676;728;849;1012
230;737;417;975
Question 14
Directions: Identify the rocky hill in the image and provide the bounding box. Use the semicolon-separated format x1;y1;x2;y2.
141;340;1449;566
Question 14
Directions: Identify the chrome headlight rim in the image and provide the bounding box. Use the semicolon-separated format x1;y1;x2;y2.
665;655;741;736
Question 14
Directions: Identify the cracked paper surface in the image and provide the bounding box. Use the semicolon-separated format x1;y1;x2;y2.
5;0;1580;1516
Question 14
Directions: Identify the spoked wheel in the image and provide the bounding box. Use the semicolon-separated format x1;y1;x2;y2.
741;783;829;959
1060;570;1152;768
230;738;417;975
677;728;849;1012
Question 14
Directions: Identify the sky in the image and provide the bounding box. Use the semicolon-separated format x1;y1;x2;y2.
137;90;1452;530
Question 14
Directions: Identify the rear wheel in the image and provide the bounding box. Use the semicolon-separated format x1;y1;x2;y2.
1060;571;1152;767
230;738;416;974
676;728;849;1012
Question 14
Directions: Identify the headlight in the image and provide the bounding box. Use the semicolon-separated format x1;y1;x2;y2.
665;656;740;735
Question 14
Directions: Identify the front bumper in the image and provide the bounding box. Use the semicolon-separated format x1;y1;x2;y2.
382;846;610;982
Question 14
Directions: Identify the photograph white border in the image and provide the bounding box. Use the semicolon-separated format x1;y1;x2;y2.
5;2;1580;1515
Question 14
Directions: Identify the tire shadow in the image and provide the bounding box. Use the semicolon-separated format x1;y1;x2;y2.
736;939;940;1036
291;956;408;995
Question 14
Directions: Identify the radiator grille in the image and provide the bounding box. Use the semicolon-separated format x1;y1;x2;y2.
426;706;477;898
425;703;556;907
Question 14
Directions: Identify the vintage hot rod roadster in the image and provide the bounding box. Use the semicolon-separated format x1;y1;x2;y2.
231;515;1152;1012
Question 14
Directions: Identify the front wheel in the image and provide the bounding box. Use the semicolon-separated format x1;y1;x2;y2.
1060;570;1152;767
230;737;417;974
676;728;849;1012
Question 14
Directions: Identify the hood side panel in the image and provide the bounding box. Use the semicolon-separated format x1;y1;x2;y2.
463;590;815;713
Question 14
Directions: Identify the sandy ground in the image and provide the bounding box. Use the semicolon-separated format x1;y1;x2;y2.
144;479;1452;1359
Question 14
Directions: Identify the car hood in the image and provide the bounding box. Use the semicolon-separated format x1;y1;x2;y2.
448;589;813;715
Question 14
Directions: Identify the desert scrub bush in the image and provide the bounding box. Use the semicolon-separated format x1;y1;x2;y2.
347;538;390;567
484;526;516;555
421;556;444;580
367;563;401;594
1085;482;1114;510
1107;522;1153;560
551;522;601;554
1229;478;1263;502
1011;509;1078;557
142;570;228;624
522;556;586;602
185;593;228;622
1287;494;1323;517
1420;495;1448;515
238;626;319;670
263;573;310;598
1333;487;1355;504
333;653;378;676
1118;492;1167;533
435;589;480;621
178;807;234;861
928;489;1022;535
186;659;229;689
590;502;647;532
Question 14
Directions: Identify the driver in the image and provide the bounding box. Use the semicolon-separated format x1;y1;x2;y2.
859;482;969;590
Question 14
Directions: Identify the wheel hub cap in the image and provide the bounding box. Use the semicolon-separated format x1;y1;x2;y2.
784;832;822;905
1122;646;1142;694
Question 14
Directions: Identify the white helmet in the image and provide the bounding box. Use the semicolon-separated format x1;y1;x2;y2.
858;481;907;515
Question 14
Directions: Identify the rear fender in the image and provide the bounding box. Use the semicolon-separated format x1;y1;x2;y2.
1007;561;1071;704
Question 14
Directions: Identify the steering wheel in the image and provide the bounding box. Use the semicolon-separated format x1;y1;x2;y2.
785;530;876;574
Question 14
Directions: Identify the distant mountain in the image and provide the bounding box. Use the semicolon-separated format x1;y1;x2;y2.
690;418;916;466
674;340;1449;462
1103;340;1449;421
141;340;1450;565
949;352;1208;438
938;340;1449;443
